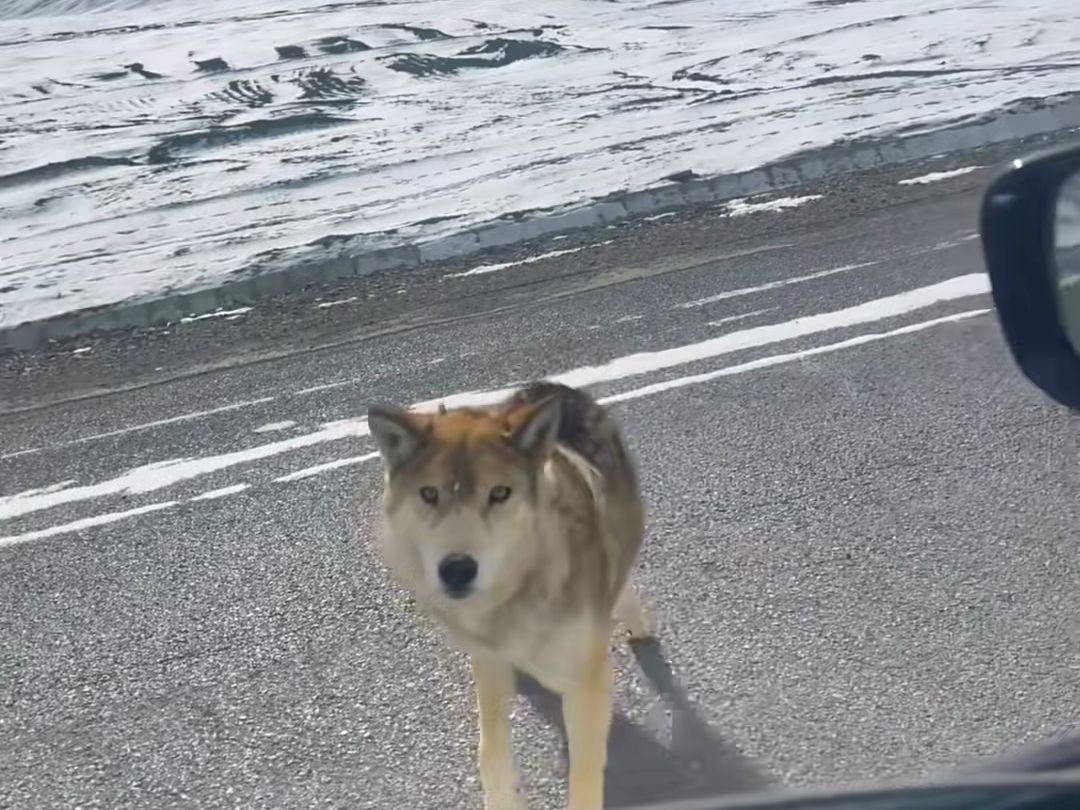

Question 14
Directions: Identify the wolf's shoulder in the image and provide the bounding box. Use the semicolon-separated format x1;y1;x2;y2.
508;381;632;479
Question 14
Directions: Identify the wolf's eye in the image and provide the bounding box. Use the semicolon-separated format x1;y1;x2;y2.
489;485;512;505
419;486;439;505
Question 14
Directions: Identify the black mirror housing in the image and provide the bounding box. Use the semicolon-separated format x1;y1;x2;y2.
980;141;1080;410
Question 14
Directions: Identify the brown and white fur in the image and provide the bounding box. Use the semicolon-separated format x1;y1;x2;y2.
367;381;652;810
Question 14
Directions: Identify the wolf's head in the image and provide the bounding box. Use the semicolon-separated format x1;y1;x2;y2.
367;396;562;608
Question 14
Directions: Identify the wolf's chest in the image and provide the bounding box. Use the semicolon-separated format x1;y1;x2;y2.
492;614;598;694
436;601;598;693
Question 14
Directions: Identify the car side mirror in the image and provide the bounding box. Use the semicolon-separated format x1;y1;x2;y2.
981;142;1080;410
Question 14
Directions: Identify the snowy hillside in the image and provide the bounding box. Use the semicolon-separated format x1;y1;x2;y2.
0;0;1077;327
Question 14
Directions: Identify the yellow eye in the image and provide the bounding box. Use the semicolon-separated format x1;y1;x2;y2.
420;486;439;505
489;485;512;504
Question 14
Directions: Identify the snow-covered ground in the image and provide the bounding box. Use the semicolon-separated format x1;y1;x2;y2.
1;0;1078;328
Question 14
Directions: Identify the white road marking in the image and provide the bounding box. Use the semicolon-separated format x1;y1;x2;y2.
0;274;991;525
930;238;966;251
0;480;77;505
677;262;875;309
707;308;774;327
0;307;994;548
179;307;252;324
0;397;275;460
676;231;977;313
0;237;973;461
273;452;380;483
0;447;42;460
554;273;990;391
444;241;614;279
253;421;297;434
414;273;989;414
283;310;991;480
317;297;358;309
0;305;993;548
601;309;990;405
0;419;368;521
190;484;251;502
0;501;179;549
898;167;982;186
293;379;359;396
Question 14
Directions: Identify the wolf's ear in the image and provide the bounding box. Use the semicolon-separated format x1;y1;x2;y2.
368;404;426;469
509;395;561;457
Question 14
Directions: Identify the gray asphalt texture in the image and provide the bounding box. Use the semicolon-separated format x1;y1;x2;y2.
2;155;1079;810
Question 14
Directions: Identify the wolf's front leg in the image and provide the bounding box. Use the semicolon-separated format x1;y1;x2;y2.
562;637;613;810
471;656;526;810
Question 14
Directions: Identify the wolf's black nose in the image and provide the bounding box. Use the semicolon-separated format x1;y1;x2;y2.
438;553;478;596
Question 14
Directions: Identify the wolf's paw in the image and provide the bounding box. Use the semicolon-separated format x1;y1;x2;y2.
614;585;654;642
623;608;656;641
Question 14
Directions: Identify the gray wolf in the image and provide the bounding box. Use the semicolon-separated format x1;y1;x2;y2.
368;380;652;810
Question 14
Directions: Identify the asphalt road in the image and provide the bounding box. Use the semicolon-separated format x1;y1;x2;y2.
2;160;1079;810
